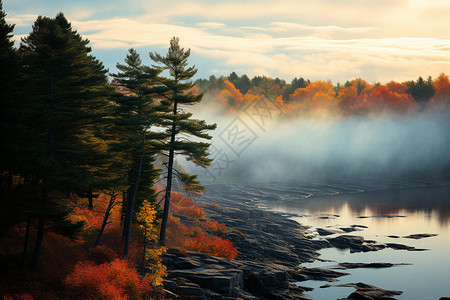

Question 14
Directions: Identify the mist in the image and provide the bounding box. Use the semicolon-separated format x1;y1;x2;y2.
187;103;450;183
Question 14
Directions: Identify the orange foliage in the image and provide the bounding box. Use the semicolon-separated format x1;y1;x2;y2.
64;259;152;299
355;85;416;113
290;81;338;114
429;73;450;110
269;96;296;115
170;191;206;219
200;220;227;234
166;214;191;249
186;232;237;259
338;85;359;113
218;80;245;111
386;81;407;94
69;192;121;232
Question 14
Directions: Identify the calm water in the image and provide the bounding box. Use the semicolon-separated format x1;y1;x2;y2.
203;178;450;300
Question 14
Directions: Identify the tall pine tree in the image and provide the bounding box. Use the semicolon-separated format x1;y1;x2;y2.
109;48;166;256
19;13;112;269
149;37;216;244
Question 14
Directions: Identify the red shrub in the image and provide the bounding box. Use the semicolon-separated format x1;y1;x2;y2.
209;202;221;210
64;259;152;299
187;232;237;259
200;220;227;234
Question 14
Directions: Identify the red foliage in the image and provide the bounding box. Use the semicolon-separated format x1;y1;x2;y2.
187;232;237;259
429;73;450;110
355;85;416;113
209;202;221;210
3;294;34;300
170;191;206;219
89;245;119;264
64;259;152;299
200;220;227;234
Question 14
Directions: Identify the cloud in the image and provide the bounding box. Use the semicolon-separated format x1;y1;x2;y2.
5;14;37;27
196;22;226;28
68;16;450;82
7;0;450;82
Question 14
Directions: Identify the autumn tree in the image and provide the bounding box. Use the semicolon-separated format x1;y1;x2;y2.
149;37;216;244
428;73;450;110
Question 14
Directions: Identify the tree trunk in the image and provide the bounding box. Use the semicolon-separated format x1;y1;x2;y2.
30;216;45;270
88;188;93;210
122;187;132;239
141;228;147;277
159;100;178;245
121;190;127;225
95;192;117;247
123;155;143;257
31;67;55;270
22;216;31;267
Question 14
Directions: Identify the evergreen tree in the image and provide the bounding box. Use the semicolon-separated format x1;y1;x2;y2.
149;37;216;244
0;0;20;230
406;76;435;107
283;77;309;101
109;48;165;256
19;13;112;269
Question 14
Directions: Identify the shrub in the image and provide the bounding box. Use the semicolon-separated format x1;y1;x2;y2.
200;220;227;234
64;259;152;299
187;232;237;259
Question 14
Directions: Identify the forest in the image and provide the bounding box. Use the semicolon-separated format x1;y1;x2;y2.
1;2;450;299
196;72;450;116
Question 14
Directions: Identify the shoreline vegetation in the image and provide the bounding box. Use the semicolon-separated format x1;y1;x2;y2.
1;3;450;300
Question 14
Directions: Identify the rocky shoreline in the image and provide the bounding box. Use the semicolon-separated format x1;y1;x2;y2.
159;197;432;299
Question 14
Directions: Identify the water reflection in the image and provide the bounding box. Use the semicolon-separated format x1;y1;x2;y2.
264;185;450;227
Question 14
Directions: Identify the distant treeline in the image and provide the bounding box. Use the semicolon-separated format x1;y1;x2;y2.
195;72;450;115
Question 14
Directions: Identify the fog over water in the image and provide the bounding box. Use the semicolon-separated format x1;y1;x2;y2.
191;105;450;184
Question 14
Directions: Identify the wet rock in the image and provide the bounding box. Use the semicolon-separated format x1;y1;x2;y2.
327;235;386;252
300;267;349;281
340;227;357;232
327;235;364;248
340;282;402;299
386;243;429;251
403;233;438;239
178;282;206;297
357;215;405;219
317;228;339;236
337;262;411;269
351;225;368;228
388;235;400;238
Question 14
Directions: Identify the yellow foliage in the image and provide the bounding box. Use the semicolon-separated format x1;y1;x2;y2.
137;200;167;286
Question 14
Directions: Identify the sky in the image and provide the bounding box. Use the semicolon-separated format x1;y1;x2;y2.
4;0;450;84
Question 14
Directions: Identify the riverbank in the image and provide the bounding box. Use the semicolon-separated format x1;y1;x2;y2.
161;192;415;299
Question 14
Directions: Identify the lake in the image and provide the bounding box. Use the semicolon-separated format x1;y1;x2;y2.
203;177;450;299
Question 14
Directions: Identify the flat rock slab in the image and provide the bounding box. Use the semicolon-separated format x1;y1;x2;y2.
337;262;411;269
386;243;429;251
351;225;368;228
317;228;340;236
357;215;406;219
338;282;403;300
300;267;349;281
403;233;438;239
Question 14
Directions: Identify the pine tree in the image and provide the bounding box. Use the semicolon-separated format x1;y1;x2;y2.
19;13;112;269
149;37;216;244
109;48;165;256
0;0;21;230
